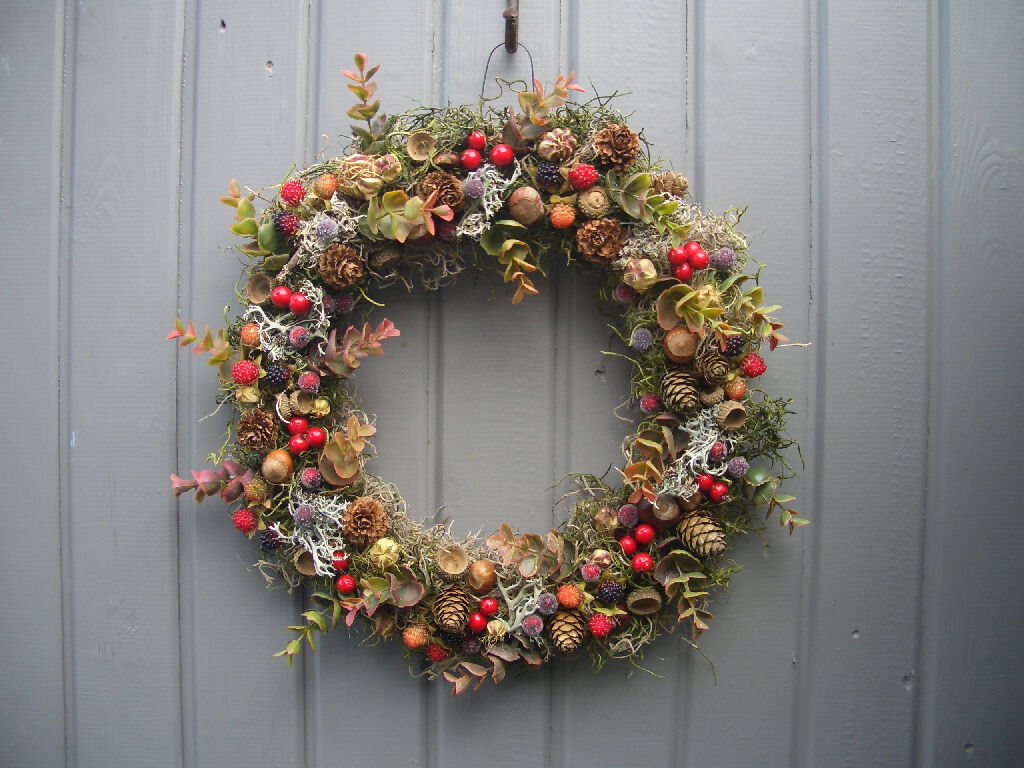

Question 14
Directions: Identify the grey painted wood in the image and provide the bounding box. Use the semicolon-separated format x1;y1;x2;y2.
0;2;66;766
3;0;1024;765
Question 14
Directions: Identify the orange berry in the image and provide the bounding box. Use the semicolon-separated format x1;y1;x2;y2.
557;583;584;609
402;624;430;650
549;203;576;229
724;377;747;400
239;322;261;347
313;173;338;199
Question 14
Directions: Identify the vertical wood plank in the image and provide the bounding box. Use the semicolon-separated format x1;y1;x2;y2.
561;3;689;768
177;2;308;764
308;2;436;766
63;1;186;765
917;3;1024;766
686;2;812;765
430;2;561;765
0;2;66;766
799;2;931;765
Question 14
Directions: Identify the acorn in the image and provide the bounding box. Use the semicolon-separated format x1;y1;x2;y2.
261;449;294;484
509;186;545;226
293;549;317;577
433;151;462;171
245;272;272;305
467;559;497;594
626;587;663;616
716;400;747;431
650;494;682;528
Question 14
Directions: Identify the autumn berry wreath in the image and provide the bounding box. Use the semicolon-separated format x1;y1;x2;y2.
170;55;806;695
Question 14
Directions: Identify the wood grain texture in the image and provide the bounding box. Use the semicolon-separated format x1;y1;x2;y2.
916;2;1024;766
62;2;186;765
0;2;66;766
176;2;311;764
801;2;931;765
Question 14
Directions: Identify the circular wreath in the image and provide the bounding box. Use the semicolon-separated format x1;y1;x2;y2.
170;55;806;695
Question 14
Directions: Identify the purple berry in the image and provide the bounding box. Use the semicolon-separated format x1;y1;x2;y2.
613;283;637;303
709;247;737;271
464;172;485;199
316;217;339;243
727;456;750;479
299;467;322;491
288;326;310;349
617;504;639;528
462;637;483;655
630;328;653;351
536;593;559;616
710;441;728;462
522;614;544;637
335;292;356;314
292;504;315;527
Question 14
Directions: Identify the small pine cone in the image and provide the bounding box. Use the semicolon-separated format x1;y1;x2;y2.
537;128;577;162
318;243;364;290
594;123;640;173
660;369;699;414
699;386;725;407
577;187;610;219
416;170;465;212
237;409;277;452
695;345;730;386
575;218;626;264
342;496;388;548
651;172;690;199
679;513;727;558
549;610;586;654
434;586;474;633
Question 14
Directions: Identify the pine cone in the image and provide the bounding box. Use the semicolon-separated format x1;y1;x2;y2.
661;369;699;414
236;409;277;452
651;172;689;199
594;123;640;173
342;496;388;548
434;585;474;632
695;345;729;386
549;610;586;653
318;244;364;290
575;218;626;264
679;513;727;558
416;170;465;212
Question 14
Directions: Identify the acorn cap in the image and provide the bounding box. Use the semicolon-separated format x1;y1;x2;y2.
699;386;725;406
405;131;435;162
245;272;272;304
435;543;470;582
664;327;698;363
626;587;663;615
293;549;317;577
290;390;314;415
717;400;747;431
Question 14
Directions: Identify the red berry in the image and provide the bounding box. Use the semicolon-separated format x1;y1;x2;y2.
231;359;260;386
280;179;305;207
331;551;349;571
336;574;356;594
467;612;489;633
672;263;693;282
305;426;327;449
683;241;703;255
232;508;258;534
696;473;715;493
619;535;637;556
588;612;615;638
639;394;661;415
288;434;309;455
634;523;656;545
270;285;293;308
709;482;729;503
668;247;688;266
710;441;728;461
490;143;514;167
567;163;599;190
287;417;309;436
688;248;709;270
466;130;487;151
479;597;499;616
631;552;654;573
288;291;311;316
460;149;482;170
740;352;767;378
426;643;449;662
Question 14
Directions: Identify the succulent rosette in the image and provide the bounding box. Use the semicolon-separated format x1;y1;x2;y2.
169;54;805;695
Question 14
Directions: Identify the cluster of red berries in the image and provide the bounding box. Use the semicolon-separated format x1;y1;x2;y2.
667;240;710;282
460;130;515;171
619;521;657;574
333;550;356;594
287;416;327;456
696;472;730;503
269;285;312;316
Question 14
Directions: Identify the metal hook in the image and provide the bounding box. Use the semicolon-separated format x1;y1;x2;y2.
504;0;519;53
479;42;535;101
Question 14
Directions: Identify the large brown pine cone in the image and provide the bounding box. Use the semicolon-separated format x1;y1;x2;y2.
236;409;277;452
416;170;465;211
434;586;474;633
661;369;700;414
679;513;727;558
318;243;364;290
342;496;388;548
575;218;626;264
594;123;640;173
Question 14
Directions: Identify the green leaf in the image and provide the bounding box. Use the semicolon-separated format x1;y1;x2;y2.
624;172;651;197
261;253;289;272
302;610;326;632
236;198;255;219
230;218;259;237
